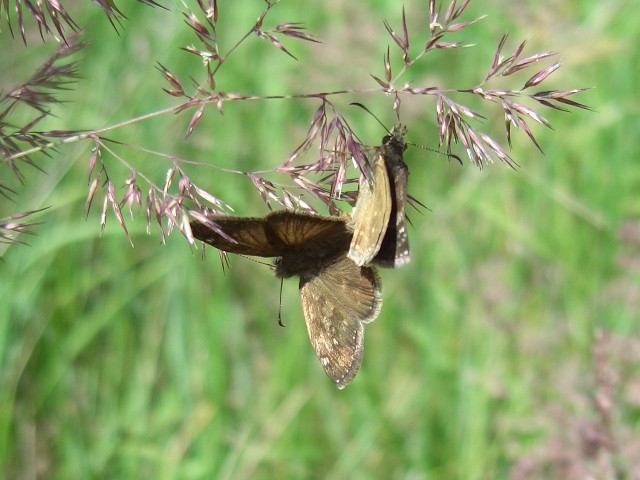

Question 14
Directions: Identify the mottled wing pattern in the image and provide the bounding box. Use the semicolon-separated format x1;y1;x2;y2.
371;124;411;268
373;150;410;267
190;216;284;257
299;257;382;389
348;154;392;267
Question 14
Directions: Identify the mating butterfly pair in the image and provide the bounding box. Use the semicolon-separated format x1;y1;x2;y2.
189;126;411;389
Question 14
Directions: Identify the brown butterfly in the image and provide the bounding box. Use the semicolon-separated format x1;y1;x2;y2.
348;124;410;268
190;210;382;389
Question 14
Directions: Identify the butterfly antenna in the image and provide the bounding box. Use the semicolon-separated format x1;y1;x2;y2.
351;102;462;165
349;102;389;133
213;250;273;275
277;278;287;327
238;254;272;268
411;142;463;166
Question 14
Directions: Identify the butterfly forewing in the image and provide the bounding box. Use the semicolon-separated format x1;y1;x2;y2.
349;124;411;268
371;125;410;267
348;154;392;267
190;211;350;258
373;145;410;268
300;257;382;389
267;211;351;249
190;216;286;256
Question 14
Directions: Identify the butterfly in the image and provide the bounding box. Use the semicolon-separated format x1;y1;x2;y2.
348;124;410;268
190;210;382;389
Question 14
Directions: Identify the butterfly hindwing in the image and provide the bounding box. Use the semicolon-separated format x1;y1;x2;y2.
299;257;382;389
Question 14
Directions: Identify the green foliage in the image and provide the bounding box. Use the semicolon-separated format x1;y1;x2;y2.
1;1;637;478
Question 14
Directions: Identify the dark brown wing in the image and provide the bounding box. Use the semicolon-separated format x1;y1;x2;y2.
371;124;411;268
372;152;410;267
266;211;350;248
190;215;286;257
191;210;351;260
268;211;353;278
348;153;392;267
299;256;382;389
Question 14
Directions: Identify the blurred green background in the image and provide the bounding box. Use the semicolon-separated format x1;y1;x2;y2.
1;1;638;478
